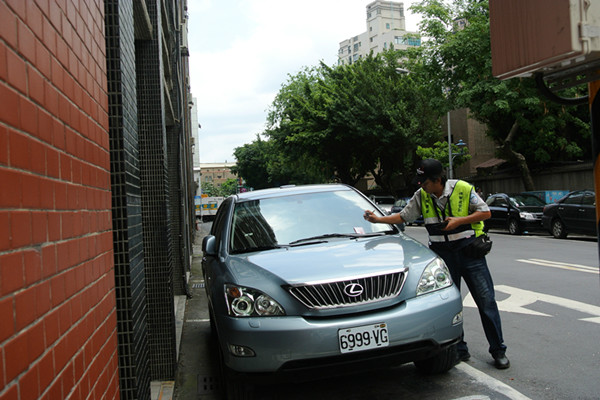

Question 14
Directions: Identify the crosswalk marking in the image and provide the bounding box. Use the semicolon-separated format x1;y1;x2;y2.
517;258;598;274
463;285;600;324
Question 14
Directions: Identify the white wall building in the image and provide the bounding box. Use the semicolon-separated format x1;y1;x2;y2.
191;97;202;197
338;1;420;65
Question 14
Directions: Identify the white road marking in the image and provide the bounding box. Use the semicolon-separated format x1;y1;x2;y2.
185;318;210;323
517;258;598;274
455;363;532;400
463;285;600;324
452;396;490;400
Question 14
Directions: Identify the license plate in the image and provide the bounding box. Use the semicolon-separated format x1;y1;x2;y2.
338;323;389;353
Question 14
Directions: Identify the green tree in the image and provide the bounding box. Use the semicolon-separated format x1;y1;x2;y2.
233;133;330;189
232;137;272;190
407;0;590;190
416;141;471;170
220;178;238;196
201;181;220;197
266;52;443;196
200;179;237;197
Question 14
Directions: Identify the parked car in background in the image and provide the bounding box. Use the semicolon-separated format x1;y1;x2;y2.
369;195;395;215
202;184;463;398
485;193;546;235
390;197;423;228
542;190;597;239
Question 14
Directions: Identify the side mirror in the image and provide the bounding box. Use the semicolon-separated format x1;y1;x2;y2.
202;235;217;256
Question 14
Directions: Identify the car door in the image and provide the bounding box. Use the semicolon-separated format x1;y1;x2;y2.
558;191;585;231
486;196;509;228
579;191;597;235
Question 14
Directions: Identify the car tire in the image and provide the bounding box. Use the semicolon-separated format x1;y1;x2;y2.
507;218;521;235
210;307;256;400
217;339;255;400
413;344;458;374
551;218;568;239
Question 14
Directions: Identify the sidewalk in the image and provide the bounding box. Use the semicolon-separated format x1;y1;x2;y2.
152;222;220;399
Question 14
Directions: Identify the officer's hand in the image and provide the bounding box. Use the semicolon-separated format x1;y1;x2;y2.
363;210;377;223
443;217;460;230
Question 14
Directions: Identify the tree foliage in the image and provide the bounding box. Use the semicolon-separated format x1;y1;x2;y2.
232;0;590;193
407;0;590;190
200;178;238;197
263;52;444;196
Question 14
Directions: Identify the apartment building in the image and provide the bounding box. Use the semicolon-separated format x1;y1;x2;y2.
338;1;420;65
200;162;237;187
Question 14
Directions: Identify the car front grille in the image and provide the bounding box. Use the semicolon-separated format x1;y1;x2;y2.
287;269;407;310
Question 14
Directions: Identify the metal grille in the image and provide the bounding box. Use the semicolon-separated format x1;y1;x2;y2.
287;269;407;310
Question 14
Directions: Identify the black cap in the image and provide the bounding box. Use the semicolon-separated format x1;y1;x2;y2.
412;159;443;185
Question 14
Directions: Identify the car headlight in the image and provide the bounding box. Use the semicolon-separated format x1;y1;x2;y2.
416;258;453;296
225;284;285;317
519;212;534;220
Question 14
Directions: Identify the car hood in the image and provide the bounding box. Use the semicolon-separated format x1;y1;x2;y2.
226;234;435;285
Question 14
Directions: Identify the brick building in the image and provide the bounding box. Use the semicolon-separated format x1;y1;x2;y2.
0;1;195;399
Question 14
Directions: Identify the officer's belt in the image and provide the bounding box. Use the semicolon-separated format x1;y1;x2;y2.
429;230;474;242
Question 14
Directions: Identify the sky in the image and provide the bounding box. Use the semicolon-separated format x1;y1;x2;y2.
187;0;421;163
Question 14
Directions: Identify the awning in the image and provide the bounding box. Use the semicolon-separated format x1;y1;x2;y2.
475;158;506;169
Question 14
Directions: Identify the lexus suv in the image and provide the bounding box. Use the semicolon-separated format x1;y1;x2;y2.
202;184;463;399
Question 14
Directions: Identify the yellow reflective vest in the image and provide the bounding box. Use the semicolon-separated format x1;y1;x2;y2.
420;180;484;243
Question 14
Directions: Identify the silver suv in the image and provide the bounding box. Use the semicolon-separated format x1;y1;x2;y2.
202;184;463;399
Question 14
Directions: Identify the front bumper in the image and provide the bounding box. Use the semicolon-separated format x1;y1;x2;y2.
520;219;544;231
216;287;463;374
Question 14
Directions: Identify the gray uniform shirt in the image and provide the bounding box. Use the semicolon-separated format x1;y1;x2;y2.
399;179;489;223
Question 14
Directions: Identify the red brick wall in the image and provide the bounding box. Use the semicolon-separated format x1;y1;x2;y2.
0;1;119;399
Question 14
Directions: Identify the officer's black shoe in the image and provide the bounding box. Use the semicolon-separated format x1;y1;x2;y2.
457;350;470;362
493;352;510;369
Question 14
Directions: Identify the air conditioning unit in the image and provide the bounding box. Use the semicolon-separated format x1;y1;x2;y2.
490;0;600;80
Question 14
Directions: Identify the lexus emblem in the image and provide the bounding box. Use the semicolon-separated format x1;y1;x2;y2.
344;283;364;297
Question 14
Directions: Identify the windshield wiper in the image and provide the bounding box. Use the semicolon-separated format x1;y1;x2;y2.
288;232;387;246
231;244;288;254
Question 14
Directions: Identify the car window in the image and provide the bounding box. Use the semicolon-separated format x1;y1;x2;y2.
564;192;585;205
212;197;232;253
487;197;507;207
583;193;596;206
372;196;394;205
230;190;391;252
510;194;546;207
393;198;407;207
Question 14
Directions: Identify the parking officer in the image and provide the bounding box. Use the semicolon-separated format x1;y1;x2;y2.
363;159;510;369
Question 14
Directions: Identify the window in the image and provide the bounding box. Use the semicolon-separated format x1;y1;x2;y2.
386;23;390;29
353;43;359;52
394;36;421;47
564;192;585;205
583;192;596;206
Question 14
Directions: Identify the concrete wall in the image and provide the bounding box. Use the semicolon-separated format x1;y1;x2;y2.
468;163;594;199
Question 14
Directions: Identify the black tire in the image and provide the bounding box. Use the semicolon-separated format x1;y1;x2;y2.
211;308;255;400
217;341;255;400
507;218;521;235
413;344;458;374
551;218;568;239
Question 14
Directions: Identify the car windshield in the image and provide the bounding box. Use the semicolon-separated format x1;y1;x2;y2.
509;194;546;207
394;198;408;207
373;196;394;205
230;190;392;253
